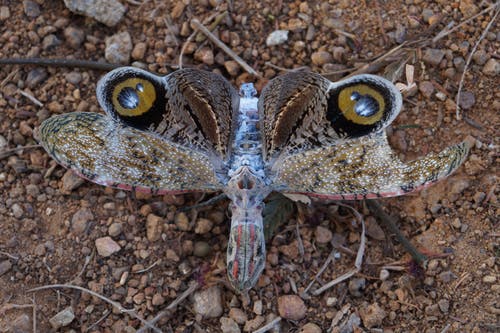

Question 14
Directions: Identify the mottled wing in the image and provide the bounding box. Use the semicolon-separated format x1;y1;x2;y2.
272;132;470;199
39;112;223;194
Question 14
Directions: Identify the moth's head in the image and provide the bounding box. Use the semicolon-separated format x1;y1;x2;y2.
326;74;402;138
96;67;166;129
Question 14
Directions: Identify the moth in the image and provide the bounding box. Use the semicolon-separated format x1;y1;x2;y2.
38;67;469;291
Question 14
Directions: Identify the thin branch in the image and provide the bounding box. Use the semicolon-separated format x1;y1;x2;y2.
190;19;260;77
28;284;161;333
0;144;41;160
252;317;282;333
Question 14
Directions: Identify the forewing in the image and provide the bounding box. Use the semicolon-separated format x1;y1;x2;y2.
39;112;223;194
272;132;470;199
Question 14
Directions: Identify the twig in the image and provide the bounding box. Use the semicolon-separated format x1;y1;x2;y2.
70;251;94;283
440;323;452;333
0;251;20;261
0;144;41;160
133;259;160;273
433;2;499;43
456;5;499;120
0;58;120;71
195;11;228;43
312;203;366;295
0;68;19;87
302;248;337;295
17;89;43;107
136;281;199;333
190;19;260;77
252;317;282;333
178;193;227;212
28;284;161;333
345;42;408;78
32;295;36;333
86;309;111;332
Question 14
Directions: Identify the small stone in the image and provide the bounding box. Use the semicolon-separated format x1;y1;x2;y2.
266;30;289;46
193;241;211;257
224;60;240;77
26;68;48;89
61;170;85;192
64;26;85;48
63;0;125;27
360;302;386;328
379;269;390;281
277;295;307;321
425;303;440;316
473;192;486;204
65;71;83;85
438;299;450;313
229;308;247;324
419;81;435;99
95;236;121;257
23;0;41;17
311;51;333;66
438;270;457;283
253;300;263;315
11;203;24;219
288;18;306;31
243;316;265;331
299;323;322;333
152;293;165;306
131;42;147;60
451;218;462;229
422;9;434;22
34;243;46;256
175;212;190;231
194;47;214;65
315;225;333;244
483;275;496;283
146;213;163;242
11;314;31;332
365;216;385;240
165;249;179;261
108;223;123;237
105;31;133;64
220;317;241;333
42;34;62;50
0;6;10;20
0;260;12;276
326;297;337;306
171;1;186;19
322;17;345;29
103;202;115;210
423;48;445;66
472;50;488;65
482;58;499;76
457;91;475;109
192;286;223;318
49;307;75;329
71;208;93;234
348;277;366;297
459;0;479;17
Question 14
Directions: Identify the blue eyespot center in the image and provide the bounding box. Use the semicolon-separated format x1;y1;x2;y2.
118;87;140;109
351;91;379;117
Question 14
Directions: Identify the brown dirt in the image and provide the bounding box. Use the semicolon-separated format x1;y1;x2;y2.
0;1;498;332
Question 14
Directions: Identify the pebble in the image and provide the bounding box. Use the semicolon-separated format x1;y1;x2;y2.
105;31;133;64
323;17;345;29
131;42;147;60
152;293;165;306
243;316;265;331
171;1;186;19
451;218;462;229
0;6;10;20
311;51;333;66
277;295;307;321
64;26;85;48
193;241;210;257
472;50;488;65
0;135;7;148
192;286;223;318
0;260;12;276
11;314;31;332
71;208;93;234
266;30;289;46
194;46;214;65
422;48;445;67
299;322;322;333
95;236;121;257
419;81;434;98
23;0;41;17
61;170;85;192
49;307;75;329
360;302;386;328
315;225;333;244
349;277;366;297
65;71;83;85
11;203;24;219
482;58;499;76
224;60;240;77
42;34;62;50
438;299;449;313
365;216;385;240
253;300;263;315
459;0;479;17
438;270;457;283
220;317;241;333
108;222;123;237
379;269;390;281
457;91;475;109
229;308;247;324
146;213;163;242
26;68;48;89
288;18;306;31
63;0;125;27
483;275;496;283
175;212;191;231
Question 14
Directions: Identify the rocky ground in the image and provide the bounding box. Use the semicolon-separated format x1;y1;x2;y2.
0;0;498;332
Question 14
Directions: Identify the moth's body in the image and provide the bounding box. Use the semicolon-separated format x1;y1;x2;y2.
38;67;469;292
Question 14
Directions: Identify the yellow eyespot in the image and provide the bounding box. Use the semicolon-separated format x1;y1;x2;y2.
338;84;385;125
111;78;156;117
